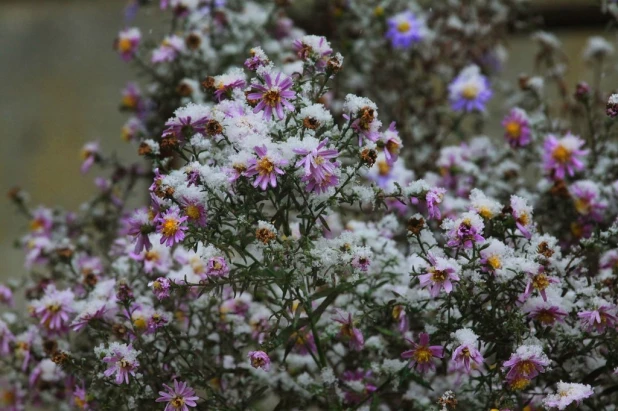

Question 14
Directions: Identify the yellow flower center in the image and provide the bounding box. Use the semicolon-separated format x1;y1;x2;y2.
385;139;400;154
413;346;433;364
251;356;265;368
391;305;403;319
122;95;137;109
477;206;493;219
532;274;550;291
185;205;201;220
133;316;147;330
145;251;159;261
461;84;479;100
29;219;45;231
518;212;529;226
263;89;281;107
536;310;555;325
74;396;87;409
516;360;535;375
510;377;530;391
378;160;391;176
257;157;275;176
552;145;571;164
487;255;502;270
430;268;447;283
118;38;133;53
505;121;521;139
574;198;590;215
397;21;411;33
161;218;179;237
47;303;61;313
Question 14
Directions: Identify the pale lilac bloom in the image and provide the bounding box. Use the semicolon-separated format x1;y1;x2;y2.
294;138;339;185
401;333;443;373
0;320;14;355
448;65;492;112
181;197;207;227
115;28;141;61
156;380;199;411
380;122;402;165
162;104;210;140
451;329;484;373
212;68;246;101
333;311;364;352
578;305;617;333
244;47;269;71
543;133;588;180
426;187;446;220
126;207;155;253
248;351;271;371
32;284;75;333
0;284;13;306
29;206;53;236
150;277;171;300
569;180;606;220
152;35;185;63
418;253;460;297
521;267;560;302
247;72;296;120
80;141;99;174
101;343;140;384
524;303;568;326
29;358;64;388
155;206;188;247
244;145;287;190
502;108;531;148
502;345;550;383
293;35;332;70
73;384;92;410
445;212;485;249
510;195;534;239
71;300;111;332
386;11;424;49
543;382;593;410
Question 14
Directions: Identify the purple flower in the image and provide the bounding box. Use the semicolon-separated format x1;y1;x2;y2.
543;382;593;410
0;320;14;356
150;277;171;300
244;47;269;71
569;180;606;220
510;195;534;239
502;345;550;384
245;145;287;190
401;333;443;373
418;253;460;297
0;285;13;307
380;122;402;165
452;340;484;374
578;305;617;333
32;285;75;333
502;108;531;148
181;197;207;227
543;133;588;180
115;28;141;61
446;212;485;249
294;138;339;189
152;35;185;64
333;310;364;352
156;206;188;247
385;11;424;49
391;305;408;333
73;384;92;410
126;208;155;253
212;69;246;101
80;141;99;174
426;187;446;220
247;72;296;120
156;380;199;411
525;304;568;326
162;104;211;141
248;351;271;371
520;268;559;302
448;65;492;112
293;35;332;70
29;206;53;236
102;344;140;384
206;256;230;278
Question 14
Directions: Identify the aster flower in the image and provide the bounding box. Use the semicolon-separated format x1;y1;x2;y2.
401;333;443;373
29;206;53;236
155;206;188;247
293;35;332;70
248;351;271;371
80;142;100;174
0;285;13;306
32;285;75;333
578;305;617;333
126;207;155;253
73;384;92;410
0;320;14;356
150;277;171;300
391;305;408;333
244;47;269;71
606;93;618;118
451;328;484;373
426;187;446;220
448;65;492;112
152;35;185;63
479;239;509;276
502;345;550;386
521;267;560;302
71;300;111;332
543;133;588;180
351;248;372;272
120;82;143;112
100;343;140;384
510;195;534;239
162;103;211;141
445;212;485;249
380;122;402;165
206;256;230;278
333;311;364;352
502;108;531;148
156;380;199;411
247;72;296;120
210;68;246;101
181;197;207;227
294;138;339;189
569;180;606;220
115;28;141;61
418;253;460;297
385;11;424;49
543;382;593;410
245;145;287;190
525;303;568;326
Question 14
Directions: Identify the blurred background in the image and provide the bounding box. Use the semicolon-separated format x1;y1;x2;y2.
0;0;614;281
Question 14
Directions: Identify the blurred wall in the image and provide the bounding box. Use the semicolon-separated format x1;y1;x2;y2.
0;0;615;282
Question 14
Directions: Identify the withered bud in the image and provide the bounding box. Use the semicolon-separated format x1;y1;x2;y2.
138;142;153;156
55;247;74;261
202;76;215;89
176;82;194;97
112;323;129;339
205;119;223;136
43;340;58;356
360;148;377;167
52;351;69;366
407;217;425;235
303;117;320;130
255;228;276;244
185;33;202;50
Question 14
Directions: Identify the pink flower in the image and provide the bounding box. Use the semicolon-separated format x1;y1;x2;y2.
418;253;460;298
248;351;271;371
524;304;568;326
156;380;199;411
0;320;14;356
543;133;588;180
150;277;171;300
126;208;155;253
32;285;75;333
206;257;230;278
510;195;534;239
380;122;402;165
333;311;364;352
502;345;550;384
0;285;13;306
115;28;141;61
502;108;531;148
101;343;140;385
401;333;444;373
245;145;287;190
156;206;188;247
80;141;100;174
152;35;185;64
520;267;560;302
451;329;484;373
445;212;485;249
294;138;340;193
247;72;296;120
578;305;617;333
426;187;446;220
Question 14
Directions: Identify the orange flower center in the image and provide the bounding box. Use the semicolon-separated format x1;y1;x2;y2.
552;145;571;164
161;218;179;237
378;160;390;176
263;89;281;107
397;21;411;33
257;157;275;175
461;84;479;100
505;121;521;138
413;346;433;363
118;38;133;53
532;274;550;291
